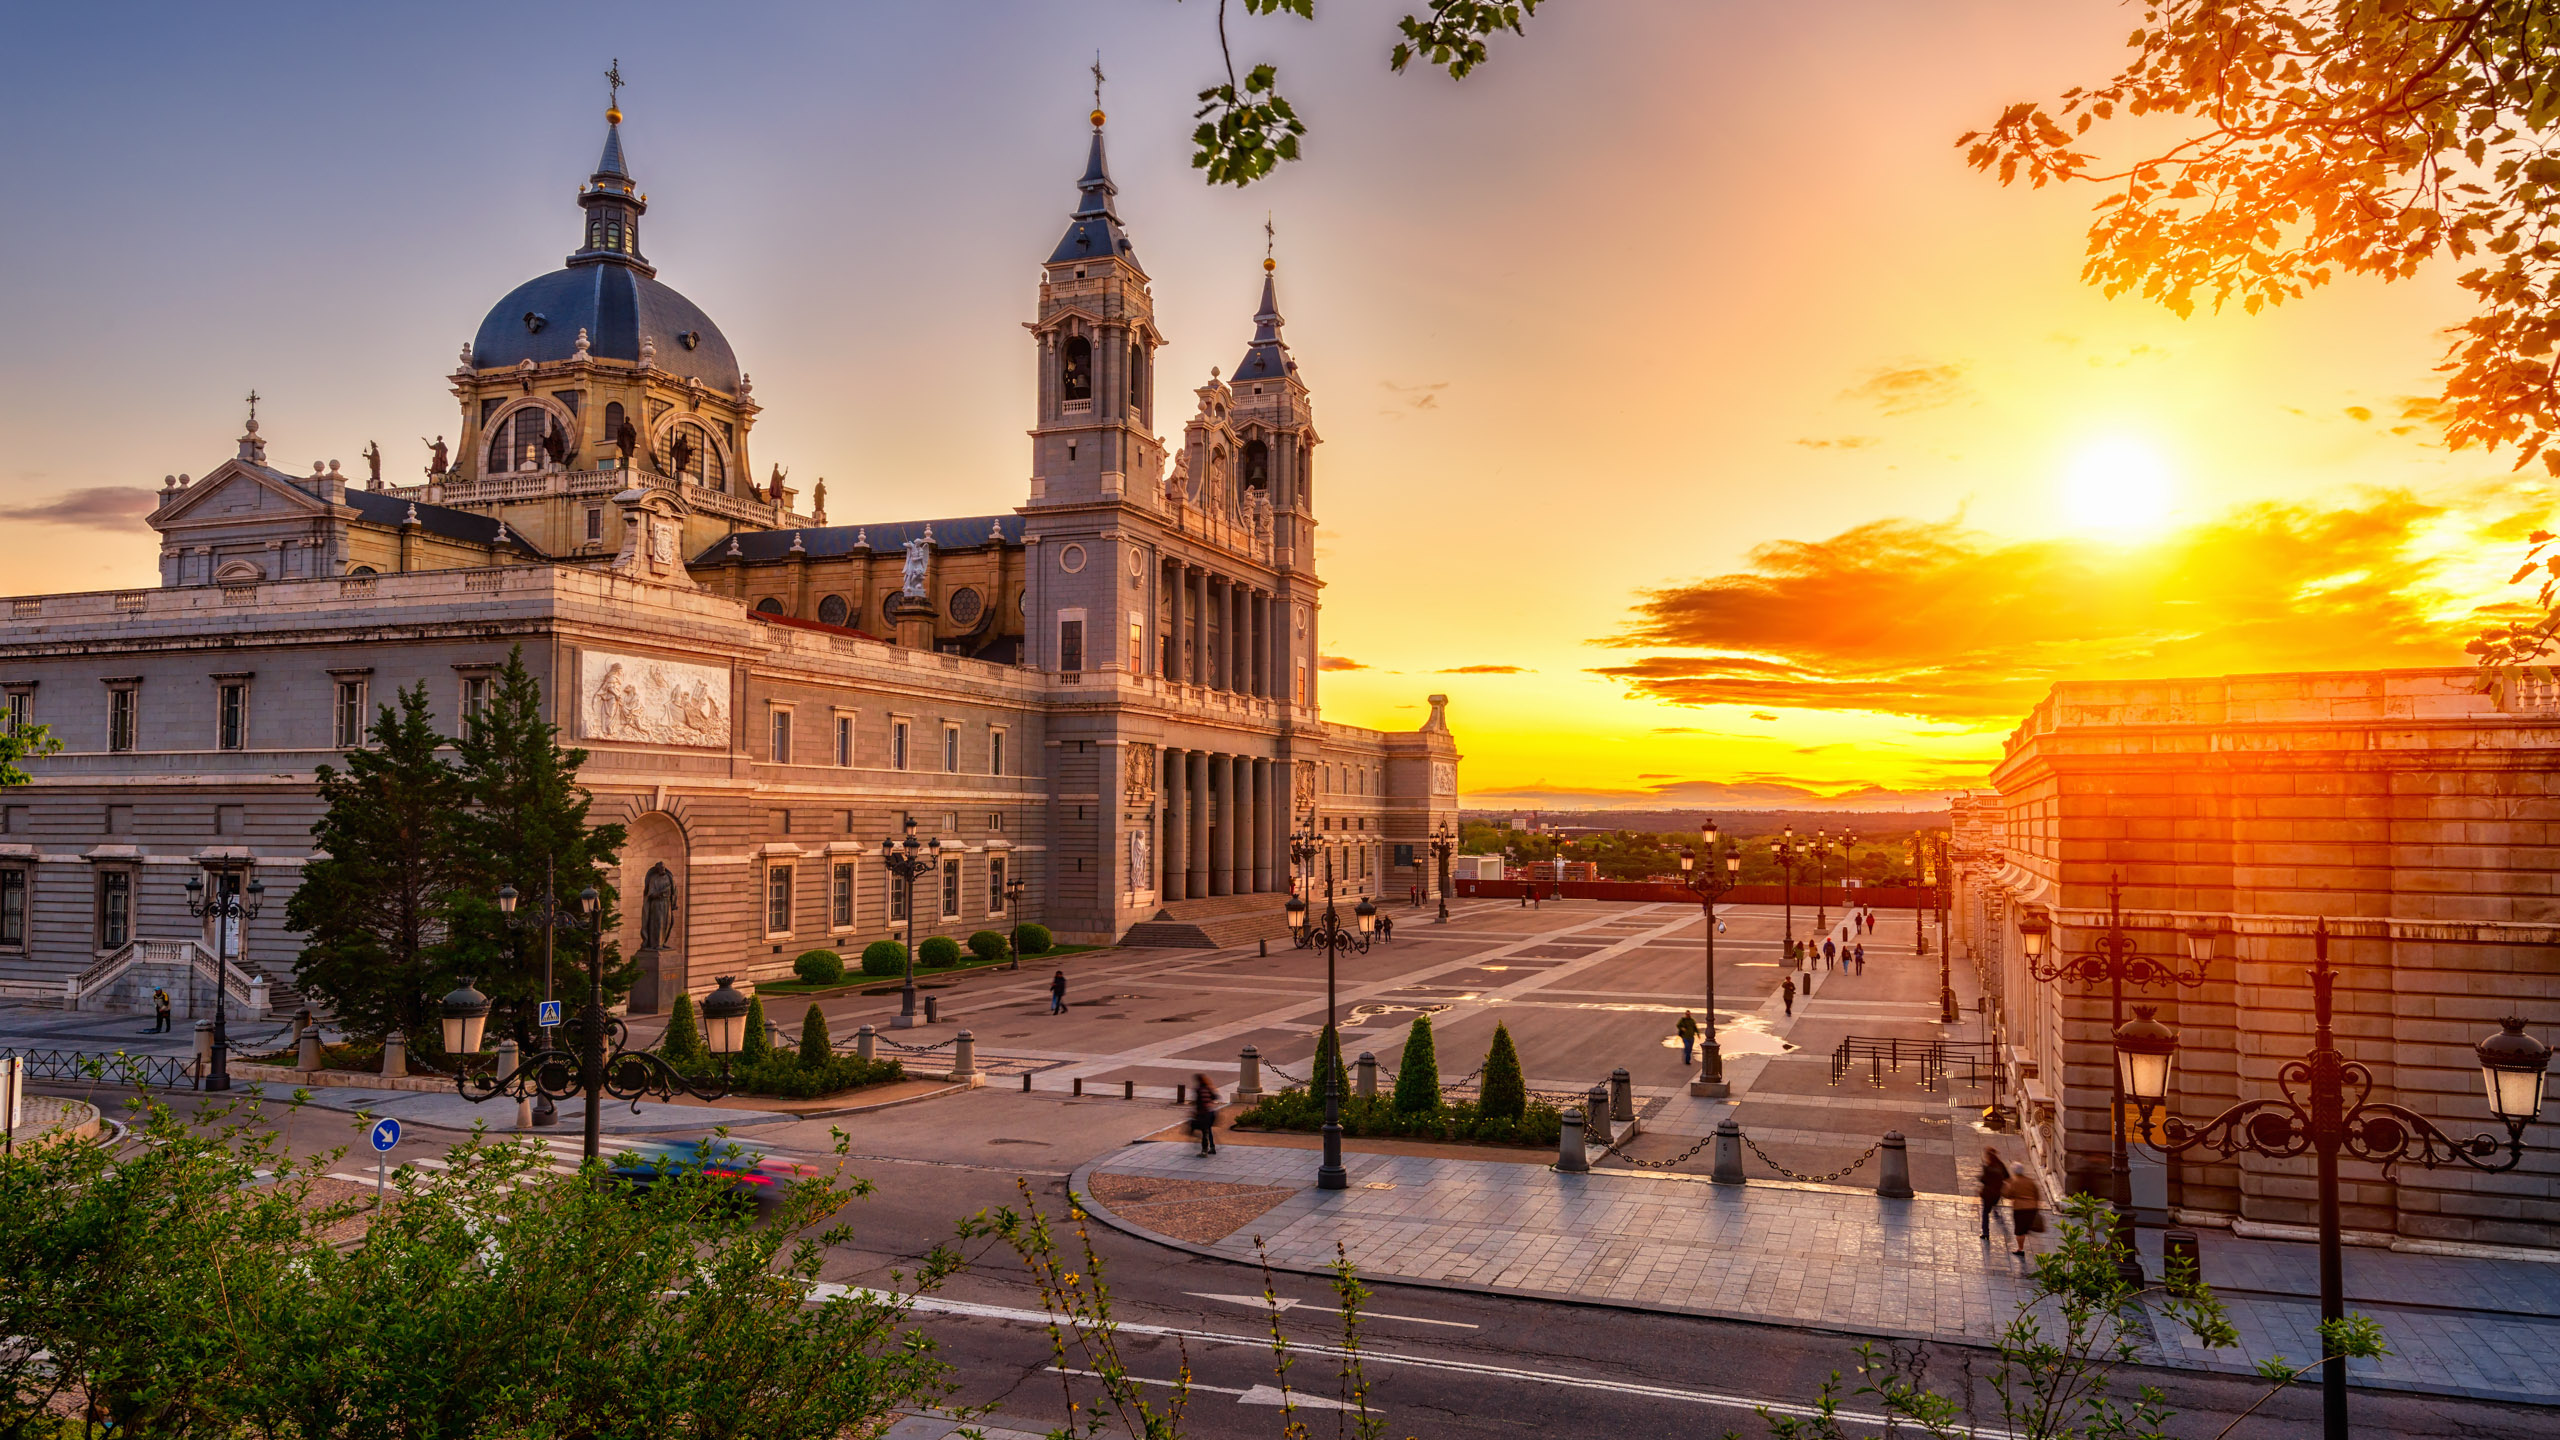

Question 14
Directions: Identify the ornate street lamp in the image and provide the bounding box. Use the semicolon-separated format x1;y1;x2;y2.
1772;826;1801;962
2013;876;2214;1285
2116;924;2550;1440
452;882;738;1161
1003;873;1029;970
878;815;944;1028
183;866;264;1092
1679;820;1742;1096
494;864;582;1127
698;976;752;1056
1427;821;1457;924
1285;836;1371;1191
1914;835;1959;1025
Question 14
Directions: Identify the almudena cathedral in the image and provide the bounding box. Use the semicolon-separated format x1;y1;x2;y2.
0;101;1460;1012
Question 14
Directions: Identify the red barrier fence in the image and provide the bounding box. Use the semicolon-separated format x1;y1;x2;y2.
1453;879;1936;909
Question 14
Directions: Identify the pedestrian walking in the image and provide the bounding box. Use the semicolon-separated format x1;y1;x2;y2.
1378;911;1395;942
1822;937;1836;968
1189;1074;1220;1156
1676;1010;1699;1065
1781;976;1796;1017
1520;882;1531;908
2004;1170;2045;1257
150;988;171;1034
1048;969;1068;1015
1977;1147;2011;1240
1411;883;1421;908
1853;943;1865;973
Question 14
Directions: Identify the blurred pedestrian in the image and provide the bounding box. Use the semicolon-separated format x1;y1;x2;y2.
1189;1074;1220;1156
1049;970;1068;1015
1781;976;1796;1017
1853;943;1865;973
2005;1169;2044;1257
150;988;171;1034
1978;1147;2010;1241
1676;1010;1699;1065
1823;937;1836;968
1378;911;1395;942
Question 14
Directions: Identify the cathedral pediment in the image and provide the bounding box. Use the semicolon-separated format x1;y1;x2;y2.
148;460;336;529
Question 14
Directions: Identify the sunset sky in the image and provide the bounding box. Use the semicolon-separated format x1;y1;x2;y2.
0;4;2536;809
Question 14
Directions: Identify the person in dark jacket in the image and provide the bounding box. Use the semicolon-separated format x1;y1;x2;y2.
1676;1010;1699;1065
2005;1170;2045;1257
1049;970;1068;1015
151;989;172;1034
1189;1074;1220;1156
1978;1147;2010;1240
1781;976;1796;1017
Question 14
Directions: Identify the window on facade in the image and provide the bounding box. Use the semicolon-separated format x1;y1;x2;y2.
1242;438;1269;491
585;508;603;542
989;812;1005;832
831;863;854;929
216;683;247;751
891;721;909;771
817;594;849;627
660;422;725;489
108;687;138;753
755;598;784;615
97;869;131;950
990;729;1005;777
988;854;1007;914
766;865;793;934
890;873;909;923
1058;619;1086;673
1061;336;1093;402
770;709;792;764
0;868;24;946
487;407;555;475
2;691;27;737
941;726;959;773
333;681;366;748
462;675;490;726
835;715;853;767
941;857;961;919
1128;339;1145;413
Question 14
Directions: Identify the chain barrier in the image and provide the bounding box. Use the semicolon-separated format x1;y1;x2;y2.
1438;1064;1485;1093
1261;1059;1308;1086
1591;1128;1718;1169
872;1035;960;1054
1740;1133;1883;1185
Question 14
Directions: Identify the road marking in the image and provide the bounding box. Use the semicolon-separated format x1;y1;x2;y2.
1050;1367;1365;1411
1185;1291;1478;1329
817;1286;1989;1431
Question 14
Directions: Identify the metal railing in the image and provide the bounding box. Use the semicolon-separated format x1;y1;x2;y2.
2;1048;198;1089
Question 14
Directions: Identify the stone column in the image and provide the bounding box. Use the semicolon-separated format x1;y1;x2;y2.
1206;574;1224;691
1189;568;1207;685
1162;749;1184;899
1234;585;1249;691
1253;591;1269;697
1212;754;1236;896
1252;758;1273;893
1163;561;1181;679
1188;749;1211;901
1232;754;1254;894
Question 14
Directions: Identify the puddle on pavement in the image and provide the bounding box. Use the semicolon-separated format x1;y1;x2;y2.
1658;1021;1795;1059
987;1138;1054;1147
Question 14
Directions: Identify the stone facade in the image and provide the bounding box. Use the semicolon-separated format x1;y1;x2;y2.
1951;668;2560;1249
0;104;1459;1011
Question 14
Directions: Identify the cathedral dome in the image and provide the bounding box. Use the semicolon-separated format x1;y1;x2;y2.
470;266;741;392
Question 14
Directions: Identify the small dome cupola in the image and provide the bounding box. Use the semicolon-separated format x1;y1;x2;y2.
570;96;652;277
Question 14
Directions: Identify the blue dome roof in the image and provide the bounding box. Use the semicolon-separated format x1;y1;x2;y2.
471;264;741;392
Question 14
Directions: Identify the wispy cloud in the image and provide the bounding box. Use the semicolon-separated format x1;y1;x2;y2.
1;486;158;528
1438;663;1527;674
1843;362;1971;416
1462;778;1959;813
1319;656;1368;671
1794;435;1881;450
1590;492;2524;722
1379;379;1449;414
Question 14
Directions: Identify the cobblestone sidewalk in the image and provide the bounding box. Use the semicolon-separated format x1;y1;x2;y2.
1073;1140;2560;1405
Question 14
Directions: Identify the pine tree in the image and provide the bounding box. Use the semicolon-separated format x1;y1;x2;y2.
1312;1022;1352;1102
661;992;705;1067
1478;1022;1526;1122
286;682;463;1042
798;1003;831;1067
742;995;771;1062
1391;1013;1441;1115
444;648;629;1043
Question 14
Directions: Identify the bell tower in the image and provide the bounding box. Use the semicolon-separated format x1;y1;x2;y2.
1026;104;1164;508
1228;256;1318;570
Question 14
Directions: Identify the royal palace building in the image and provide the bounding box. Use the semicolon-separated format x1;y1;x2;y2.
0;101;1461;1014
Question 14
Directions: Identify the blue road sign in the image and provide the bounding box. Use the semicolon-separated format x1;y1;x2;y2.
539;999;562;1028
370;1118;400;1153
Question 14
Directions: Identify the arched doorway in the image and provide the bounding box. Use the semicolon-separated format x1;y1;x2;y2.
622;810;689;1014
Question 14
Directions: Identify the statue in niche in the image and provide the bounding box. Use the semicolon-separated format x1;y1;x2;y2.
1130;828;1151;890
901;534;930;597
422;435;449;477
640;861;680;952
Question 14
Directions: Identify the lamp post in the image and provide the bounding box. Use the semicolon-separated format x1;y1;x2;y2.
1428;821;1456;924
183;864;264;1092
1809;829;1832;936
1284;828;1372;1191
878;815;944;1028
2013;875;2217;1285
2114;923;2550;1440
1773;826;1800;962
1915;835;1958;1025
494;860;577;1127
1004;873;1028;970
1679;820;1741;1096
448;884;745;1161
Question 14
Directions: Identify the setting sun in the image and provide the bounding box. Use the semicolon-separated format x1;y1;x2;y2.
2061;435;2176;534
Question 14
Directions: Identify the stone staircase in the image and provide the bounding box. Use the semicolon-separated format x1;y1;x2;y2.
1119;892;1296;949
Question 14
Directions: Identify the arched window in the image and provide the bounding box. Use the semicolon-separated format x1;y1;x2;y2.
1241;439;1269;492
1127;339;1145;414
816;594;849;627
604;402;629;466
347;565;377;577
755;597;785;615
658;421;726;490
1061;336;1092;402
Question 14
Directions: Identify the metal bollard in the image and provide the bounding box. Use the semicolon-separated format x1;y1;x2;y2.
924;995;940;1025
2163;1228;2204;1296
1073;1076;1084;1097
949;1030;977;1083
381;1030;408;1079
1610;1066;1634;1121
193;1020;214;1068
1122;1079;1135;1100
1712;1119;1746;1185
1234;1044;1264;1104
1021;1071;1032;1093
1176;1084;1187;1103
298;1024;325;1072
856;1024;876;1061
1556;1111;1590;1172
1875;1131;1914;1199
1356;1052;1378;1098
1259;938;1269;957
1584;1087;1614;1147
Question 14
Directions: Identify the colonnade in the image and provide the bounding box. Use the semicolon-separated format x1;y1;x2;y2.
1160;560;1280;697
1157;749;1288;901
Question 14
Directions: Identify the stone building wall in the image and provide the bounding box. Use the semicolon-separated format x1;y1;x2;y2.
1954;668;2560;1250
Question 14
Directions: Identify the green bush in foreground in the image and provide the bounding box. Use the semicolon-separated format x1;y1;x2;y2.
918;936;962;968
967;929;1009;962
1013;922;1053;955
860;940;907;977
792;949;845;985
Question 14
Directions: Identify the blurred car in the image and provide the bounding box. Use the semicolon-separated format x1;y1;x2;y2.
604;1136;822;1203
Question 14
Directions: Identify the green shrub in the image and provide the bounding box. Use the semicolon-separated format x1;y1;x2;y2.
967;930;1009;962
676;1048;902;1099
1014;922;1053;956
792;949;845;985
1392;1013;1441;1115
1231;1088;1560;1146
918;935;962;968
798;1003;830;1067
1478;1022;1526;1123
1312;1023;1351;1106
661;992;706;1067
860;940;908;977
741;995;770;1062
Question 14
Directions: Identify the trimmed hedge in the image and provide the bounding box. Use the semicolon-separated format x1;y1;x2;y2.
1013;923;1053;956
1233;1088;1563;1147
860;941;908;977
792;949;845;985
918;936;962;968
668;1048;903;1100
967;930;1009;961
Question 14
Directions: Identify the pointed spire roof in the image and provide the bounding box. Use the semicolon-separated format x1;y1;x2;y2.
1234;259;1295;383
569;98;652;274
1048;110;1140;269
595;118;630;182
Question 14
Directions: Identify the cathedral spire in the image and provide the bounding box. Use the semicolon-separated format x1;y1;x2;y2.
1235;255;1294;383
570;69;653;276
1049;100;1139;268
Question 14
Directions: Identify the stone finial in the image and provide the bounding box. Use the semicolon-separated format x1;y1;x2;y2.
573;327;592;360
724;533;742;558
162;473;177;492
177;473;191;487
458;340;474;370
404;502;421;526
738;372;754;400
493;521;511;545
327;459;343;479
788;530;805;553
640;334;657;368
852;527;869;549
920;522;935;545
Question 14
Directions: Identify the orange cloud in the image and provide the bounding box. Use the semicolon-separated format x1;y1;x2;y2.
1319;656;1368;671
1843;363;1971;416
1592;494;2517;722
1439;663;1528;674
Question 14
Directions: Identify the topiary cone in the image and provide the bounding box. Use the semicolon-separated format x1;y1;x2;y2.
1478;1021;1526;1122
1392;1013;1441;1115
662;991;704;1066
741;994;770;1061
799;1003;830;1067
